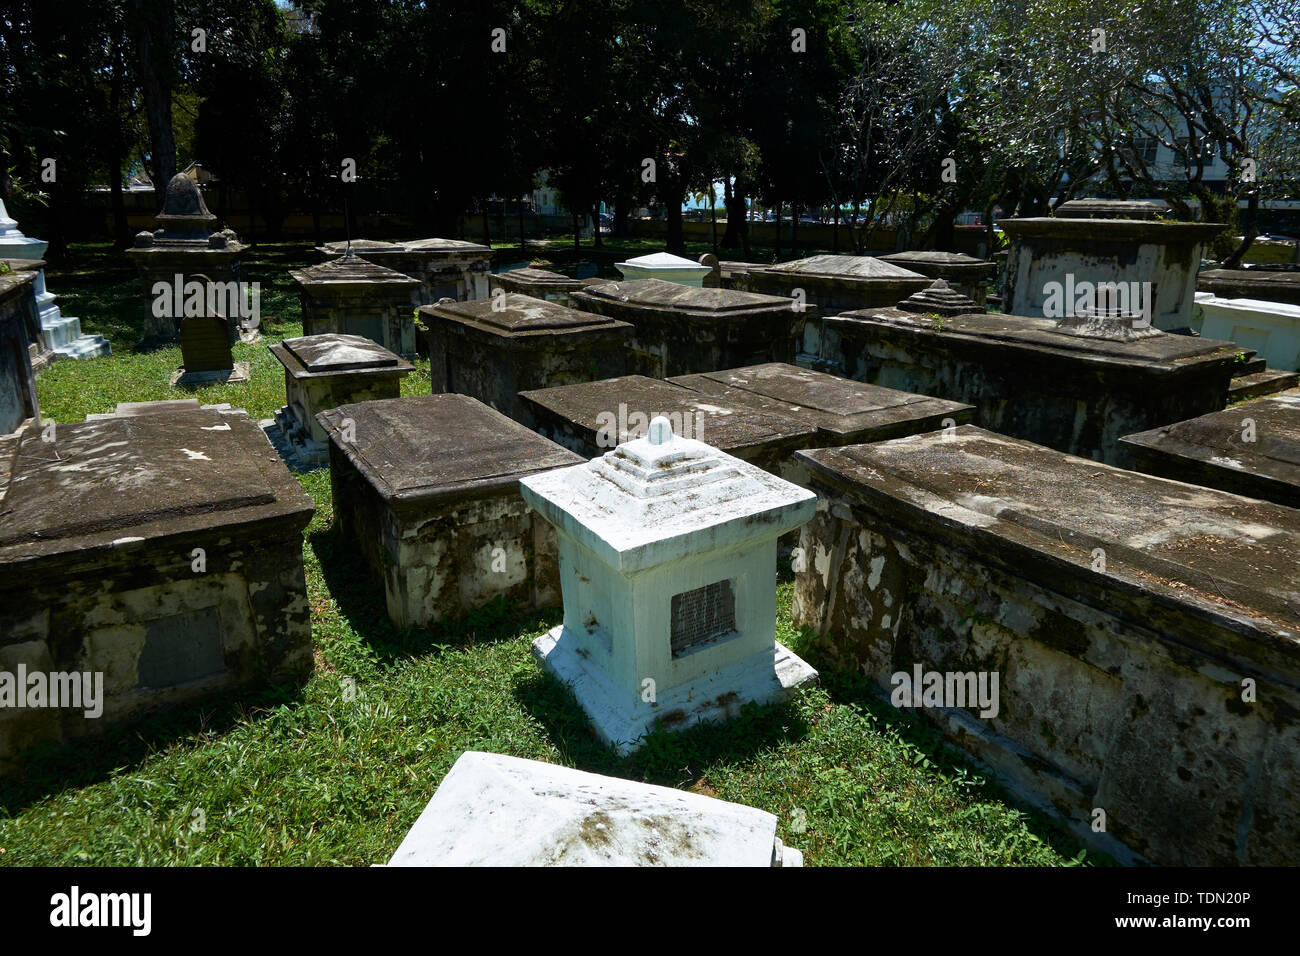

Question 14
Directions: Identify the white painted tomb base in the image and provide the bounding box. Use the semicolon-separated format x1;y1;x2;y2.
520;417;818;755
534;628;816;754
1194;291;1300;371
387;751;802;866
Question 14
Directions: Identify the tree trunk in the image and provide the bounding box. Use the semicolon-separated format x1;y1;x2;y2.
1221;191;1259;268
483;207;491;248
833;205;840;253
518;198;526;257
665;183;685;255
591;202;602;248
709;183;719;255
613;195;630;239
130;0;177;197
774;202;782;261
572;210;580;253
791;202;799;257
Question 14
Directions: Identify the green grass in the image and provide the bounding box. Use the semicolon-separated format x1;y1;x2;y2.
0;242;1098;867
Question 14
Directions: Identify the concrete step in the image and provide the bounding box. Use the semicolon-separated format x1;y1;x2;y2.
1237;355;1268;376
1229;368;1300;401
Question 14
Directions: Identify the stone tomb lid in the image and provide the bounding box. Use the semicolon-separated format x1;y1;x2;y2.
315;394;582;506
290;253;421;289
387;751;785;866
495;267;584;285
880;250;995;271
519;374;817;455
830;308;1241;371
0;410;313;560
278;333;409;374
424;293;630;335
797;426;1300;639
1119;389;1300;495
669;363;974;442
752;254;927;280
575;278;796;315
520;417;816;573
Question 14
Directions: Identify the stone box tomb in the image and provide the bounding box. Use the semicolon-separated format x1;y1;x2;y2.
290;252;422;357
615;251;713;287
743;254;932;314
802;299;1243;467
791;425;1300;866
1120;388;1300;508
318;237;493;303
387;751;802;866
998;199;1222;331
521;418;819;754
316;395;583;630
1195;291;1300;372
487;267;593;306
269;333;414;466
418;293;632;426
569;278;809;378
0;408;315;766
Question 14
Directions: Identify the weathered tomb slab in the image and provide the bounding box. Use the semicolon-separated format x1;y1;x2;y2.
316;395;582;630
388;751;801;866
0;270;40;435
418;293;631;426
318;237;493;303
518;374;817;475
802;306;1242;466
792;425;1300;866
879;251;996;307
569;278;807;378
269;333;413;466
522;418;818;754
0;409;314;766
670;362;974;450
1120;388;1300;508
290;253;421;357
743;254;932;314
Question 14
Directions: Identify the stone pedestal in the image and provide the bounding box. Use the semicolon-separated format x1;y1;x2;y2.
999;199;1222;331
520;417;818;755
1120;388;1300;508
318;237;492;303
744;255;932;314
1194;292;1300;371
0;408;315;767
0;270;40;435
269;333;412;466
126;174;245;340
792;425;1300;866
317;395;582;630
569;278;808;378
418;293;631;426
615;251;713;287
388;751;802;866
290;253;421;357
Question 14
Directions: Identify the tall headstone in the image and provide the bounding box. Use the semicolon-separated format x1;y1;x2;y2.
172;313;247;386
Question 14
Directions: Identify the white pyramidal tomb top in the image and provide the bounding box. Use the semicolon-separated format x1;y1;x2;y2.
615;251;713;286
0;198;49;260
520;416;815;571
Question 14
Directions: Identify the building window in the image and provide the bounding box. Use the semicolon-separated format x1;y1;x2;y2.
1132;135;1158;164
670;580;738;658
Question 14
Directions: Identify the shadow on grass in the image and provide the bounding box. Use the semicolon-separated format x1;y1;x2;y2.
0;680;305;815
791;624;1109;865
514;667;813;788
308;520;562;664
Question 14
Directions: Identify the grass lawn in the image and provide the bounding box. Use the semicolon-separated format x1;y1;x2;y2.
0;241;1099;867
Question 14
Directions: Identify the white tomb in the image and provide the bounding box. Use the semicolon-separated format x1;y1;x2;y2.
0;198;109;360
520;416;818;754
615;251;713;287
1194;291;1300;372
387;751;802;866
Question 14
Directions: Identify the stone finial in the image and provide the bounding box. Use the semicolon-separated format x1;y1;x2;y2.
648;415;673;445
160;173;213;219
896;278;982;316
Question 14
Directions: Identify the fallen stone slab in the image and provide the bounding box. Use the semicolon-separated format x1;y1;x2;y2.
387;751;802;866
